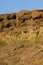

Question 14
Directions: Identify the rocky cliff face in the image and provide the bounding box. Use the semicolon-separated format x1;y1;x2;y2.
0;10;43;65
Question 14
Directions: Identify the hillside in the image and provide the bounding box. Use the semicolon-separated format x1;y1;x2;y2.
0;10;43;65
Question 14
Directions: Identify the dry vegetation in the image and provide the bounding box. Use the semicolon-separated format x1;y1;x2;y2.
0;10;43;65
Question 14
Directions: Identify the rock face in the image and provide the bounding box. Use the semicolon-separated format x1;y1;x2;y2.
0;10;43;65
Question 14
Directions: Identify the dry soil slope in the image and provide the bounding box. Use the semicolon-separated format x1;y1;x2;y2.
0;10;43;65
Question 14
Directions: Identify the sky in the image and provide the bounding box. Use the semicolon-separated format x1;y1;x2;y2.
0;0;43;14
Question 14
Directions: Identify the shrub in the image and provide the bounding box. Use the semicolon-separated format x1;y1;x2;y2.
0;40;5;47
27;33;39;43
